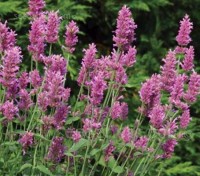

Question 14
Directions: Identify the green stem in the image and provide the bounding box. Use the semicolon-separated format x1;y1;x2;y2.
108;145;126;176
27;104;38;131
49;44;52;55
31;145;38;176
73;156;77;176
80;133;90;175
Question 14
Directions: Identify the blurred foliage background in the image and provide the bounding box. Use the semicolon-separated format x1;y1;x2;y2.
1;0;200;175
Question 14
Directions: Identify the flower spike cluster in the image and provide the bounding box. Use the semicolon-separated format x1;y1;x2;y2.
65;20;79;53
113;5;137;51
139;14;200;158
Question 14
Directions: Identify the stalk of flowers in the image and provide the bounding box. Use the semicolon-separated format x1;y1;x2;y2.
136;14;200;175
77;6;138;175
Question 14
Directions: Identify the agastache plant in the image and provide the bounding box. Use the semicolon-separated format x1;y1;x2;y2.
0;1;199;176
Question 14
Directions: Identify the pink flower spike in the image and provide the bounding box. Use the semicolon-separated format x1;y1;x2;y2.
18;89;33;111
19;132;34;155
0;101;18;121
1;46;22;88
148;105;165;129
162;139;177;158
0;21;16;53
104;141;115;161
28;13;46;62
113;5;137;51
134;136;148;150
170;74;187;103
111;101;128;120
181;46;194;71
46;11;61;43
139;74;161;106
19;72;29;89
47;137;65;163
184;72;200;103
90;72;107;105
29;70;42;88
160;50;177;92
121;126;132;143
72;131;81;143
28;0;45;18
123;46;137;67
65;20;79;53
180;109;191;128
176;14;193;46
158;119;178;136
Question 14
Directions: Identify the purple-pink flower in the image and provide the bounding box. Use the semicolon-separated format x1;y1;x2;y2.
28;13;46;61
181;46;194;71
122;46;137;67
104;141;115;161
111;101;128;120
42;116;53;133
134;136;148;150
19;72;29;89
113;5;137;51
82;43;97;69
90;72;107;105
0;101;18;121
46;11;61;43
139;74;161;108
29;70;42;88
121;126;132;143
65;20;79;53
39;70;70;108
19;132;34;155
158;119;178;136
170;74;187;103
28;0;45;18
184;72;200;103
82;118;101;132
18;89;33;110
43;55;67;75
72;131;81;143
77;43;97;85
47;137;65;163
53;104;69;130
176;14;193;46
148;105;165;129
162;139;177;158
179;109;191;128
160;50;177;92
0;21;16;53
0;46;22;88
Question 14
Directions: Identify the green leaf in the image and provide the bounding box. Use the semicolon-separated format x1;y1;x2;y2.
113;166;124;174
165;162;200;175
19;163;32;173
66;116;80;125
0;158;4;164
68;138;88;153
0;1;21;15
1;141;19;146
130;1;150;11
108;157;116;168
90;148;101;156
36;165;53;176
34;133;51;142
98;156;106;167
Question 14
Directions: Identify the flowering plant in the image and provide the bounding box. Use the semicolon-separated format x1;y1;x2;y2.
0;0;199;175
